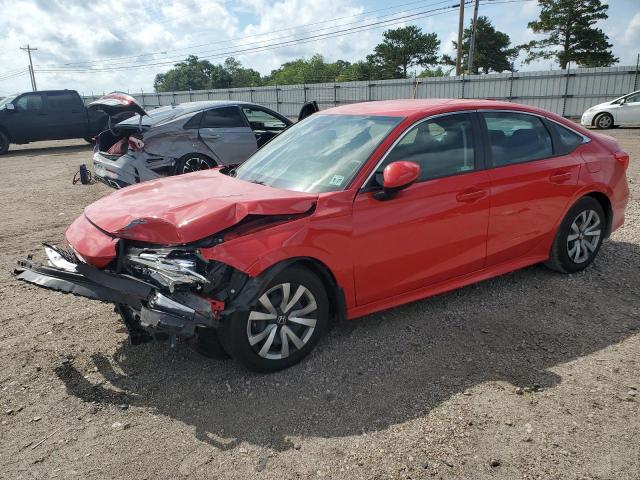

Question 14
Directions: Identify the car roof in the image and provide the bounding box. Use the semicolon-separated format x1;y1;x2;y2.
321;98;550;118
176;100;268;110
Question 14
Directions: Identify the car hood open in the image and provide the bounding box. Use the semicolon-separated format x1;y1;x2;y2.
88;91;147;118
83;170;317;245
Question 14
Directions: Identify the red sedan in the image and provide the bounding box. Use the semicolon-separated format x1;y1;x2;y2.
16;99;629;372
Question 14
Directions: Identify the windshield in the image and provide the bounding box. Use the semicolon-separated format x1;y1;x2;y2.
0;95;17;108
233;114;403;193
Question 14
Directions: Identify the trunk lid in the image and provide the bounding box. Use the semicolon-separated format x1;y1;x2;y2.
88;91;147;118
83;170;317;245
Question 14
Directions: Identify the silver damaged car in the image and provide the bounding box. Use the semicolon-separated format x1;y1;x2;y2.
89;92;318;188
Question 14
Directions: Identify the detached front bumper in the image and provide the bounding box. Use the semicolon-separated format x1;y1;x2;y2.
14;254;219;339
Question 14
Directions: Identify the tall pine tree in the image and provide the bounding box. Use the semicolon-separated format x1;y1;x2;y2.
521;0;617;68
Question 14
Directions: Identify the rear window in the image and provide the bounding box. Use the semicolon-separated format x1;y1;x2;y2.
547;121;583;155
201;106;246;128
482;112;553;167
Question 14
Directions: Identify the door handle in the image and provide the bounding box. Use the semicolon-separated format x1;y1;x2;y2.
456;188;487;203
549;171;572;183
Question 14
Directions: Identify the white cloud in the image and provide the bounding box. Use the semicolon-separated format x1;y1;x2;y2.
0;0;636;97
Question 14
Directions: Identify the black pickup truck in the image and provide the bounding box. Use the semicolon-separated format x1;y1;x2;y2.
0;90;107;154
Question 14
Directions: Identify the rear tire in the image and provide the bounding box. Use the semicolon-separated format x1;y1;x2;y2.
0;131;9;155
174;153;216;175
220;266;329;372
594;113;614;129
545;197;605;273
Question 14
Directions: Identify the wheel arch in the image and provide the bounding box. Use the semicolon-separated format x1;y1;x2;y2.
0;124;11;142
583;191;613;238
231;256;347;325
593;111;615;127
174;151;218;174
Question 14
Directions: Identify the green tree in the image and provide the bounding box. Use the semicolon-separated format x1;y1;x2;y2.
154;56;262;92
442;17;517;74
154;55;217;92
521;0;617;69
264;54;353;85
368;26;440;78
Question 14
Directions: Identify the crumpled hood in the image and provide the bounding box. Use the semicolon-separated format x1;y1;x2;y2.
84;170;317;244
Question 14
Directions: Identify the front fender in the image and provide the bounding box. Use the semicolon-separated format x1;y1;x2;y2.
199;216;356;309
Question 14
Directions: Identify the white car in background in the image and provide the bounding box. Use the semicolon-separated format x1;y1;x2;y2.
581;90;640;129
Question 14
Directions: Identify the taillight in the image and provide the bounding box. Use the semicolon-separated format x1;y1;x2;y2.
613;151;629;170
128;136;144;151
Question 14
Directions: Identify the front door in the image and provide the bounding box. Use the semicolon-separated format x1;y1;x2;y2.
11;93;48;142
352;113;490;306
198;106;257;164
617;92;640;125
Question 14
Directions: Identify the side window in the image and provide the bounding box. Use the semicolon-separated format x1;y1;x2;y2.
183;112;203;129
200;106;246;128
46;92;79;111
15;94;44;112
547;121;583;155
625;92;640;103
241;107;288;131
482;112;552;167
383;114;475;182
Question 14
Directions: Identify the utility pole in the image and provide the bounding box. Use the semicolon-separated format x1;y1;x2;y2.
20;44;38;91
467;0;480;74
455;1;465;76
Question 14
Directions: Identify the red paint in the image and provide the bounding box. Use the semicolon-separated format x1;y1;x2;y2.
382;161;420;189
64;100;629;320
83;169;317;244
65;214;117;268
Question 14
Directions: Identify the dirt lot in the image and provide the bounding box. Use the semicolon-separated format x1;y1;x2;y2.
0;131;638;480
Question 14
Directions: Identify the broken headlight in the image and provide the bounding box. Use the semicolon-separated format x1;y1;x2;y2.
125;248;208;292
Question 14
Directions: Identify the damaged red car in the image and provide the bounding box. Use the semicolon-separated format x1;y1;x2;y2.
15;100;629;372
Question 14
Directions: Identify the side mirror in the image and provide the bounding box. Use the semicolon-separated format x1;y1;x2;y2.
374;161;420;201
5;103;15;111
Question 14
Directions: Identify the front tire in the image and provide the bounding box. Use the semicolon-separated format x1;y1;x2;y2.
594;113;614;129
220;266;329;372
174;153;216;175
545;197;605;273
0;131;9;155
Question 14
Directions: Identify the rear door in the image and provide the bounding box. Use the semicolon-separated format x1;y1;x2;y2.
198;106;257;165
480;111;584;266
11;93;48;142
45;91;87;139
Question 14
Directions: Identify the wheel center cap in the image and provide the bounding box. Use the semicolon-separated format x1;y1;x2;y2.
276;315;288;325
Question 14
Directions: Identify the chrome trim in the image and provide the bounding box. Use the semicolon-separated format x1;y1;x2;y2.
359;111;472;191
478;108;592;144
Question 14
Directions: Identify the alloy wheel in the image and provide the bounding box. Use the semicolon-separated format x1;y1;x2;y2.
596;114;612;129
182;156;212;173
246;282;318;360
566;209;601;264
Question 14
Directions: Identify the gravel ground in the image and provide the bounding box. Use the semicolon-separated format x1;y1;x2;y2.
0;131;638;480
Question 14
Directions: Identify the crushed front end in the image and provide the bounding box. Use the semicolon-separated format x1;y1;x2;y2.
14;237;253;346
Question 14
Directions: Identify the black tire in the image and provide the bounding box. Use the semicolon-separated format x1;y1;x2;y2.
545;197;605;273
220;266;329;373
174;153;216;175
195;327;230;359
594;112;614;130
0;131;9;155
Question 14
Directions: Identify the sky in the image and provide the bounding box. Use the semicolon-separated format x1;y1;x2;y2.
0;0;639;96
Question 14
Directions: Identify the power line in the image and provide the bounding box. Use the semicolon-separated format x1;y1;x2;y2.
41;0;446;68
0;69;29;82
35;3;466;74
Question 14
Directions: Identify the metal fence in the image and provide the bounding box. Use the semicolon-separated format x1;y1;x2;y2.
82;65;640;119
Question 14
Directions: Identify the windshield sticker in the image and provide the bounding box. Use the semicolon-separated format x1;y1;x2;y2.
329;175;344;186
